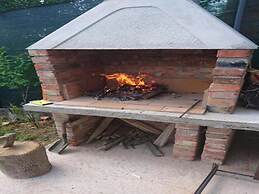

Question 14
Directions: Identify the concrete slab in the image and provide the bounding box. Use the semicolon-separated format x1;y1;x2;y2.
0;143;258;194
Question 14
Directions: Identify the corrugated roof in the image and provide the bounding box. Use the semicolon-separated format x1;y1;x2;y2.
28;0;258;50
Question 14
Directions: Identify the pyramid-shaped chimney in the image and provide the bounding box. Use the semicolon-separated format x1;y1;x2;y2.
28;0;257;50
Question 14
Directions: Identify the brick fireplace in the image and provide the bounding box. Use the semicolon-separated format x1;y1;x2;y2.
29;49;253;114
25;0;257;164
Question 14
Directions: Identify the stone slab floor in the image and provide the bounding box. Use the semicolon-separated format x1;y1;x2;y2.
0;131;259;194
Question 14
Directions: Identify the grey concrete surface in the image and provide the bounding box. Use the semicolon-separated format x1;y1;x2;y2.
28;0;257;50
0;141;258;194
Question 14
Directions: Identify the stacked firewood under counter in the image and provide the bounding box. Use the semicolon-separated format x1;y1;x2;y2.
63;117;175;157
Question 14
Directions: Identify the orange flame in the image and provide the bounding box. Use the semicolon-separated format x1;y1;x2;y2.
104;73;148;88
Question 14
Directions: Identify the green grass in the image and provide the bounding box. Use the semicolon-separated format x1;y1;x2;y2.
0;125;37;141
0;117;57;145
0;0;72;13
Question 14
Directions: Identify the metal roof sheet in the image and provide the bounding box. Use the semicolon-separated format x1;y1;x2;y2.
28;0;258;50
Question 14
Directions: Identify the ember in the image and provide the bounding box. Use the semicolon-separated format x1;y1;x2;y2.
92;73;165;100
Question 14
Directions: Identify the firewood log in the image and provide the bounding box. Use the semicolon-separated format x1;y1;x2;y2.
0;141;51;179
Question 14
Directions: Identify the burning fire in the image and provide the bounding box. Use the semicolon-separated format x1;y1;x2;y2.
93;72;164;100
104;73;151;88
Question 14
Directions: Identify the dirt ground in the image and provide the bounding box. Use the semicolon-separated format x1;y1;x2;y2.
0;117;58;145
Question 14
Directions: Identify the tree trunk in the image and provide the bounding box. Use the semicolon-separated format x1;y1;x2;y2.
0;141;51;179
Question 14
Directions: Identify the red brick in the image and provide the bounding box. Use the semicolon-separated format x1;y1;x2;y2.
36;70;56;79
207;105;235;113
201;154;226;164
31;56;51;64
204;143;230;151
202;127;235;164
42;84;60;91
208;91;239;99
28;49;49;56
207;97;236;107
56;68;83;80
173;144;199;152
203;148;227;157
213;67;246;77
175;134;199;140
173;149;197;159
206;133;233;139
47;95;64;102
62;81;84;100
174;139;199;147
207;127;233;134
34;63;55;71
39;77;59;85
213;76;243;85
209;83;241;92
217;50;253;58
175;129;200;137
204;137;230;145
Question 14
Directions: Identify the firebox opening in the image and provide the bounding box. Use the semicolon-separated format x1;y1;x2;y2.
88;72;167;101
55;50;217;115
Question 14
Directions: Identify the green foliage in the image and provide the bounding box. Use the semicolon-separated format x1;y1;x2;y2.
0;48;39;89
0;0;71;13
9;104;27;121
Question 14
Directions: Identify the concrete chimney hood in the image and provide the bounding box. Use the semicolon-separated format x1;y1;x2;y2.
28;0;257;50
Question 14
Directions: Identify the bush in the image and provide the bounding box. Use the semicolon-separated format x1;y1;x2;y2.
0;48;39;89
0;0;71;13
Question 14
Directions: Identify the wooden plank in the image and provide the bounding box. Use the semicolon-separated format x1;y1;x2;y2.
69;116;99;128
153;124;175;147
98;119;122;139
87;118;114;143
145;142;164;157
122;119;161;135
97;137;126;151
66;116;101;143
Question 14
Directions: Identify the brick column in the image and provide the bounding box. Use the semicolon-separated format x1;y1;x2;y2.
202;127;234;164
52;113;75;144
207;50;253;113
173;124;205;161
28;49;64;102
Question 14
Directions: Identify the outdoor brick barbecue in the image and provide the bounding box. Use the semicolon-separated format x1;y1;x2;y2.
25;0;258;164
